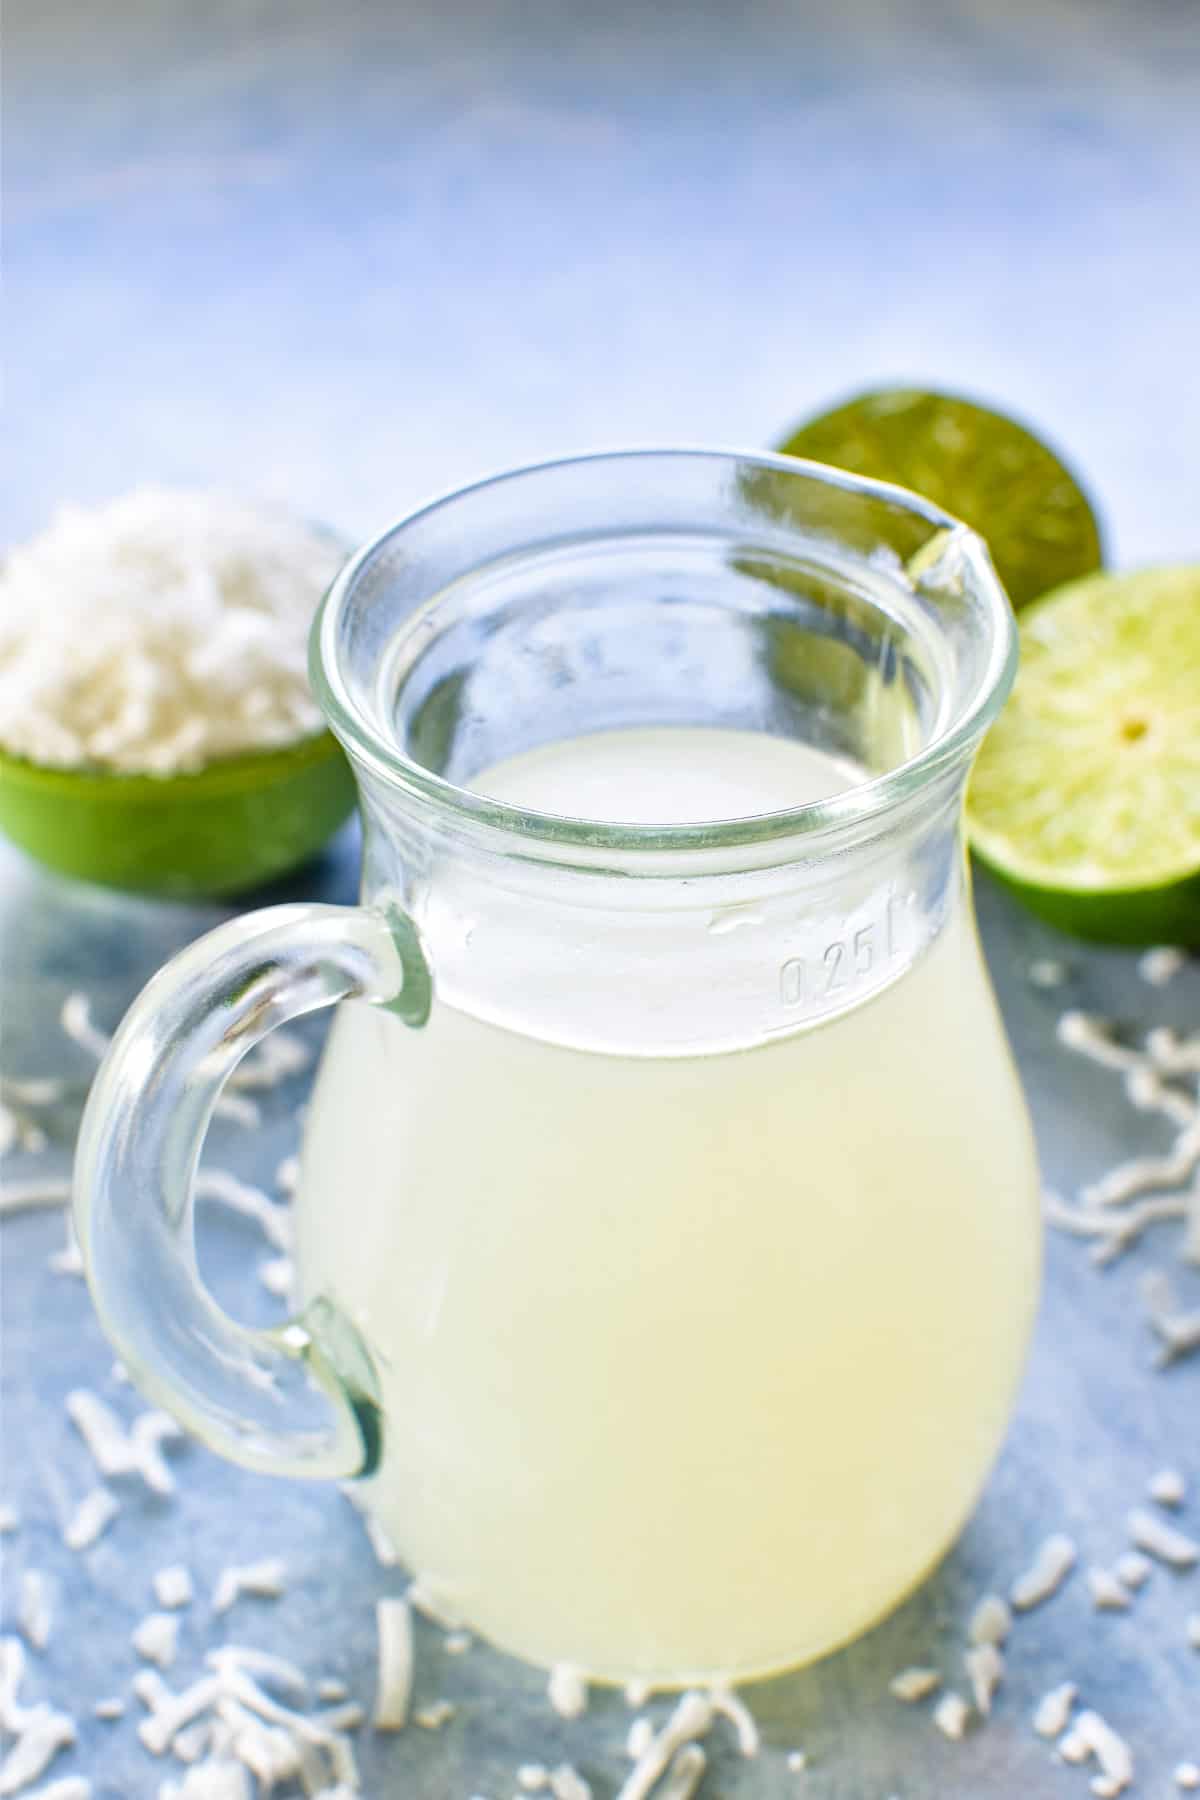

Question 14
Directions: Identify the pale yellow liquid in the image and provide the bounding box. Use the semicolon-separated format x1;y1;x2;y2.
296;729;1040;1681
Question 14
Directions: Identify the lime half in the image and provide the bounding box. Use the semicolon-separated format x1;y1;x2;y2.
967;565;1200;945
777;387;1104;608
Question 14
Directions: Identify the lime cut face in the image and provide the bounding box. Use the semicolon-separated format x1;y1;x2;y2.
967;565;1200;944
777;387;1104;609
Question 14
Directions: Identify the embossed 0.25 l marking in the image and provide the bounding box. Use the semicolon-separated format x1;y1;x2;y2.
779;893;904;1009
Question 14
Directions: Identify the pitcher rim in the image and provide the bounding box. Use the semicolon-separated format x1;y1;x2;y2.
311;447;1018;857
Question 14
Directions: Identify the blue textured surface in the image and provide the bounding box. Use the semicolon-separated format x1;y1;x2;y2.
3;1;1199;1794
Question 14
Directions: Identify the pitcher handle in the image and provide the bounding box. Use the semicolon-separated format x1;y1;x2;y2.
73;901;428;1481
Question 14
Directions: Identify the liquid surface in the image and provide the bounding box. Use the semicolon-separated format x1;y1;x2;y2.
471;725;859;822
296;729;1040;1680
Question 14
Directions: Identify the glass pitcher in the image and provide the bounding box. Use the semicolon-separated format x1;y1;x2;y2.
74;451;1040;1685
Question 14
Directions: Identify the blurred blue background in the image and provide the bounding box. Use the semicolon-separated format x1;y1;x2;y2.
8;0;1200;563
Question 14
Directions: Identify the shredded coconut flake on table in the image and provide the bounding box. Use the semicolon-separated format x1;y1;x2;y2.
1086;1567;1132;1611
548;1663;588;1720
0;489;342;773
1114;1550;1152;1590
709;1683;760;1756
194;1171;292;1252
549;1765;592;1800
518;1763;549;1789
657;1745;706;1800
0;1504;19;1534
1148;1467;1187;1507
212;1559;287;1614
18;1572;53;1651
964;1643;1003;1716
133;1613;179;1670
0;1177;73;1216
93;1698;125;1721
1177;1763;1200;1790
1141;1270;1200;1364
617;1693;714;1800
932;1691;970;1740
414;1700;455;1730
154;1566;193;1610
967;1593;1012;1646
1139;947;1188;987
405;1574;465;1630
1073;1709;1135;1793
625;1721;653;1761
1033;1681;1077;1738
442;1631;472;1655
888;1667;940;1702
786;1749;808;1772
1010;1533;1077;1610
372;1597;413;1731
63;1487;118;1552
0;1702;76;1796
1128;1507;1199;1567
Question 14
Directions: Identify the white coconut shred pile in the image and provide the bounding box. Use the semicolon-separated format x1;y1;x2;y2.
0;489;343;773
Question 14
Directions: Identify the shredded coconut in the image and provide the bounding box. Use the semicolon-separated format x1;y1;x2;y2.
964;1643;1003;1716
623;1680;653;1709
372;1597;413;1731
549;1766;592;1800
657;1746;706;1800
194;1171;292;1252
59;994;111;1061
786;1749;808;1772
0;1505;18;1534
0;490;341;772
1010;1533;1077;1610
1139;947;1188;986
966;1593;1012;1646
1128;1507;1199;1567
1177;1763;1200;1790
18;1571;52;1651
1074;1709;1135;1792
519;1764;550;1790
1142;1270;1200;1364
547;1663;588;1720
154;1566;193;1610
709;1683;759;1756
888;1667;940;1702
931;1691;970;1740
617;1693;714;1800
93;1698;125;1721
1033;1681;1077;1738
1148;1467;1187;1507
257;1256;294;1298
414;1700;455;1730
0;1704;76;1795
63;1488;118;1552
1114;1550;1151;1590
1057;1011;1143;1071
133;1613;179;1669
275;1154;300;1194
1086;1567;1132;1611
0;1177;73;1215
443;1631;472;1655
212;1559;287;1614
625;1721;653;1761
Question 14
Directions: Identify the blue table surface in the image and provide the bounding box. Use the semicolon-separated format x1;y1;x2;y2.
3;1;1199;1794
